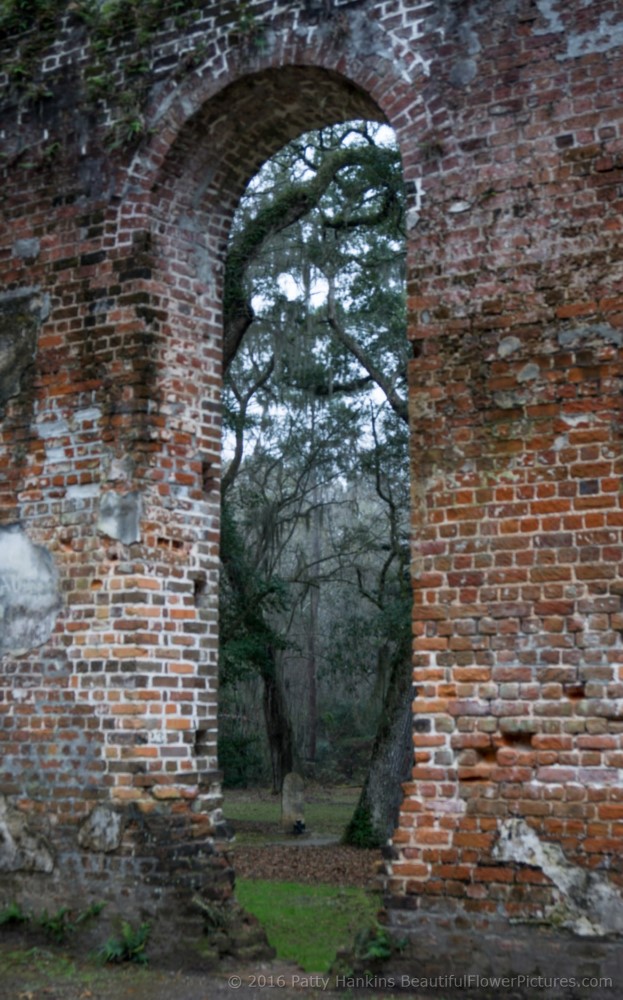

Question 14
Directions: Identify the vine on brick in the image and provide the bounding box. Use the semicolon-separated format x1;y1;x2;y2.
1;0;199;149
0;0;271;151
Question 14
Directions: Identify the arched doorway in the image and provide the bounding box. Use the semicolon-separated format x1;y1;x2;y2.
140;62;409;803
215;115;412;970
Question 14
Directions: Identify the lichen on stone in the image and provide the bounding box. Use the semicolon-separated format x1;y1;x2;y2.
0;524;61;656
0;795;54;873
494;817;623;936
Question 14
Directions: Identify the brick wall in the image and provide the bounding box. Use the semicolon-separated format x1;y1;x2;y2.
1;0;622;987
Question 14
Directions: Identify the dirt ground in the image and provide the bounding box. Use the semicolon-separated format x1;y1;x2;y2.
0;938;415;1000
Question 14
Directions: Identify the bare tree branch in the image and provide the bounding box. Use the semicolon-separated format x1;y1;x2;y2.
222;356;275;496
325;279;409;425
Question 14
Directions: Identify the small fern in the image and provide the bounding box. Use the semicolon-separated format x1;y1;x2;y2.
0;901;29;927
354;924;407;966
193;895;231;932
36;907;73;943
36;901;106;943
100;920;151;965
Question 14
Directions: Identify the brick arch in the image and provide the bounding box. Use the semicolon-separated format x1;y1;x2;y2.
147;65;387;200
0;36;423;955
145;64;390;328
98;57;415;952
131;57;412;771
122;12;433;306
127;4;428;197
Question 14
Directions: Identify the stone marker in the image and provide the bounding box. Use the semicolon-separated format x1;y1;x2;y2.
281;772;305;835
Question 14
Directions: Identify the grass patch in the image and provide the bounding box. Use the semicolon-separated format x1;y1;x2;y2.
224;785;360;843
236;878;379;972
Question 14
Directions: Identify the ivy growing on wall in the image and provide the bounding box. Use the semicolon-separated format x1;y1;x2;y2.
0;0;64;35
0;0;268;150
0;0;200;37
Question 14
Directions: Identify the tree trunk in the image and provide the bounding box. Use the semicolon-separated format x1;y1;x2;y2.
305;496;322;763
306;580;319;763
262;651;295;793
343;638;413;847
219;507;295;794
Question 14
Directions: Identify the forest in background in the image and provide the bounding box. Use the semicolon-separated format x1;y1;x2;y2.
218;120;413;846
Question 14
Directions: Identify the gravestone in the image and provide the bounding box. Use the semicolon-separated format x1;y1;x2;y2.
281;773;305;835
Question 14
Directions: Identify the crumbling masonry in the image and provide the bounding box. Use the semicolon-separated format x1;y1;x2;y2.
1;0;623;991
